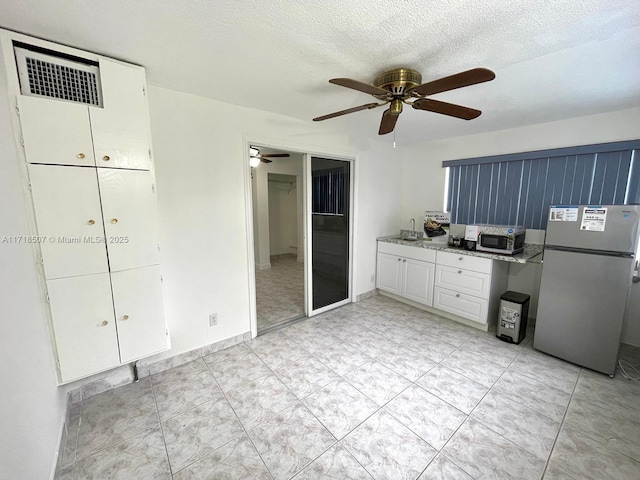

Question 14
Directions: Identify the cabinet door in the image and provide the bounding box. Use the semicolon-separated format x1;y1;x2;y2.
18;96;96;167
435;265;491;298
28;165;109;279
47;273;120;382
376;252;402;295
402;258;434;306
111;265;169;363
433;287;489;325
89;58;151;170
98;168;160;272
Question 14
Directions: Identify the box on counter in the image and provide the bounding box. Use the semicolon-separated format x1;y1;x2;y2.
424;211;450;238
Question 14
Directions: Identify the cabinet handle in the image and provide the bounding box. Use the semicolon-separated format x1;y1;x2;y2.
458;257;464;261
456;293;461;298
101;320;108;326
122;315;129;320
88;219;96;225
458;270;462;274
397;258;401;262
403;259;406;262
103;155;111;162
111;218;118;224
77;153;85;159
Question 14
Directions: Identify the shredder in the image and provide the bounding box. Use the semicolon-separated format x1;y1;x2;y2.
497;291;530;344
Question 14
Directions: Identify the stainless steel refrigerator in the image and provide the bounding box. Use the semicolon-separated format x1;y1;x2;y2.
534;205;640;376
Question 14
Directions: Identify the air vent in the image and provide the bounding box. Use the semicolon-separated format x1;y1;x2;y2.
14;47;103;107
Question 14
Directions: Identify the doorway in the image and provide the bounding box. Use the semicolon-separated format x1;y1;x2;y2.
246;143;354;336
250;148;305;332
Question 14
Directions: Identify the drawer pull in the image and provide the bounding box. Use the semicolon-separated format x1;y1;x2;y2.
77;153;85;159
103;155;111;162
397;258;401;262
456;293;461;298
122;315;129;320
458;270;462;274
88;219;96;225
403;259;406;262
458;257;464;261
100;320;108;326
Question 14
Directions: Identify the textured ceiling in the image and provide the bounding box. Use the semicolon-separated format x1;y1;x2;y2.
1;0;639;144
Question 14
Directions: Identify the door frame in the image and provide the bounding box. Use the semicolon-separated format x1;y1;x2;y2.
304;153;355;317
242;136;357;338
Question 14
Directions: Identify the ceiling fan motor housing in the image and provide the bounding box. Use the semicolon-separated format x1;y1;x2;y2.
374;68;422;97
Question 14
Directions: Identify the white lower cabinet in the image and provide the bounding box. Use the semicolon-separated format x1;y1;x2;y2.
376;242;435;307
376;252;402;295
111;265;168;363
434;251;508;327
376;241;508;329
47;266;168;383
403;258;434;305
47;273;121;382
433;287;488;324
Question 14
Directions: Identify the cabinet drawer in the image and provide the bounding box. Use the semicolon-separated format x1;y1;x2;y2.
433;287;489;325
435;265;491;299
436;251;492;274
378;242;436;263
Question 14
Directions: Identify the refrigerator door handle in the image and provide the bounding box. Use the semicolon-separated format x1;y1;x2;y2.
544;244;635;259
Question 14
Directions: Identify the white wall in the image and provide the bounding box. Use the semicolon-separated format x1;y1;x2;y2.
147;85;403;358
0;49;68;480
268;175;298;256
252;155;304;268
401;107;640;343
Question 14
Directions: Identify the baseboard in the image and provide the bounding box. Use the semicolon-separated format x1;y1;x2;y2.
256;262;271;270
136;331;249;377
356;288;379;302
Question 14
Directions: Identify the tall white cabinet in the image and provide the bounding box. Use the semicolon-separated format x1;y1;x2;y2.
11;44;169;383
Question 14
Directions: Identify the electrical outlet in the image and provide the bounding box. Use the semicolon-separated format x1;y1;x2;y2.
209;313;218;326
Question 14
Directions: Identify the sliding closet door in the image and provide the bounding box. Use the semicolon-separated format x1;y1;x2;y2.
306;156;352;314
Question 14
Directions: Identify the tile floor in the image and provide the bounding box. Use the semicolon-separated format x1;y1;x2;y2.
255;254;304;331
60;295;640;479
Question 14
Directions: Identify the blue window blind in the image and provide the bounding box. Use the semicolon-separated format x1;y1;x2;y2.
444;140;640;230
312;168;345;215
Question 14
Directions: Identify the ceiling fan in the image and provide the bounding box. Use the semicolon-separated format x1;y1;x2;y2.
313;67;495;135
249;146;290;166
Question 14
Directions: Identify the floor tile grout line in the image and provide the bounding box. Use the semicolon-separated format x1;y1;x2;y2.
536;365;583;480
195;359;277;479
149;379;175;478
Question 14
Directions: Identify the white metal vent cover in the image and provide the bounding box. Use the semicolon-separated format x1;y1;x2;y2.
14;46;103;107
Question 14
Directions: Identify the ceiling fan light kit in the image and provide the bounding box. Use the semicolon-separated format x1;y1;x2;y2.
313;67;495;135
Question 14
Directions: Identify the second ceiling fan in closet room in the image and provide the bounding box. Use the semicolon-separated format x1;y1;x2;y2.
313;67;495;135
250;146;290;164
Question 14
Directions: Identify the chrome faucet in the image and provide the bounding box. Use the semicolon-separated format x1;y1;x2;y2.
410;218;415;235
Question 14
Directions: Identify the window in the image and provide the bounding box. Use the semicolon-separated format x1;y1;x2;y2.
312;167;346;215
444;140;640;229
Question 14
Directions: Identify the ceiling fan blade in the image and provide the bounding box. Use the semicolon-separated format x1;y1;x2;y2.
313;102;384;121
329;78;389;96
378;108;400;135
411;68;495;96
260;154;290;158
260;158;273;164
412;98;481;120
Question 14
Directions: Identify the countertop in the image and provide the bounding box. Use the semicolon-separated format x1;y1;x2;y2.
377;235;543;264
